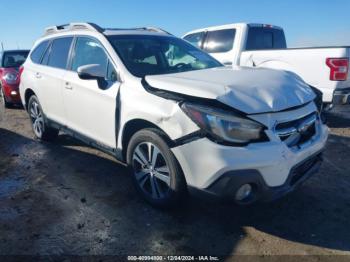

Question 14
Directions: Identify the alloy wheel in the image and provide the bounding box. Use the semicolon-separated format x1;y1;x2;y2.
132;142;171;200
30;100;44;138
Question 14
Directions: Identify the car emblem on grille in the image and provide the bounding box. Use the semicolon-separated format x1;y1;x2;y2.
274;113;317;144
297;122;312;133
297;115;317;134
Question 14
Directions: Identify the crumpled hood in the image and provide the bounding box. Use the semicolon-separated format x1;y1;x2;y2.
145;66;315;114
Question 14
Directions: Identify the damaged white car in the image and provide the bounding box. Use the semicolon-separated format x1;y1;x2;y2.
20;23;329;207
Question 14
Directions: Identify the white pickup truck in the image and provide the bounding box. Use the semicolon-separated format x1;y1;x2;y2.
183;23;350;107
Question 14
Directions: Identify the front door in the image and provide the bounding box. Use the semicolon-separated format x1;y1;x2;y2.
63;36;120;148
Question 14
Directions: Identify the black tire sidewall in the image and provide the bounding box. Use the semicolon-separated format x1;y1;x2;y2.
126;128;186;207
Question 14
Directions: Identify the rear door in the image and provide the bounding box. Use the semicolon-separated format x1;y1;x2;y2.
63;36;120;148
37;37;73;124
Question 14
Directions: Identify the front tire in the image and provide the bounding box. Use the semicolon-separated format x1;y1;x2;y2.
0;86;11;109
28;95;58;141
127;128;187;208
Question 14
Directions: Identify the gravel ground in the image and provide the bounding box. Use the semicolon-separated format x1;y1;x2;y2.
0;103;350;259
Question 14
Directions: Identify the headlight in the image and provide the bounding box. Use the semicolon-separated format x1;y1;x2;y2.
181;103;266;144
3;72;18;84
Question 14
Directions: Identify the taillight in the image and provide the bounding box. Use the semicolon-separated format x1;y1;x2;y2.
326;58;349;81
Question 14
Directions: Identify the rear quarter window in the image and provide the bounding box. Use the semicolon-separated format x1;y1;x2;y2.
30;40;49;64
246;27;287;50
204;29;236;53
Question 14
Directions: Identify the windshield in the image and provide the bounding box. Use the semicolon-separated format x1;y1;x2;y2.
2;51;29;68
108;35;223;77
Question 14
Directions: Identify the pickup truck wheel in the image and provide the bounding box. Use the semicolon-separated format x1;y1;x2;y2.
28;95;58;141
0;86;11;109
127;128;187;208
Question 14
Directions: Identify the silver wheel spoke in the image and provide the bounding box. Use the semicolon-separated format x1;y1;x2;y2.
134;147;148;166
153;178;164;198
34;121;40;134
150;176;158;198
151;146;160;167
37;116;43;123
139;174;149;189
30;107;37;118
34;103;39;116
135;170;149;181
154;171;170;186
35;121;40;132
38;120;43;132
147;142;152;162
155;166;169;174
133;154;144;166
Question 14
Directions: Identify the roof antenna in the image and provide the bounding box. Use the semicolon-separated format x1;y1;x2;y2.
1;42;4;51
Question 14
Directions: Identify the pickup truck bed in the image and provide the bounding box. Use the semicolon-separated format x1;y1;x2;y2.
183;23;350;106
240;46;350;103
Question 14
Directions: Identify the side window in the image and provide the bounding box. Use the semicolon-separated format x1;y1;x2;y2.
204;29;236;53
106;61;118;82
41;42;51;65
47;37;73;69
71;37;108;73
246;27;287;50
183;32;205;49
30;40;49;64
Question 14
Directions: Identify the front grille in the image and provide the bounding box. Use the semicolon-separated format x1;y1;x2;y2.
275;112;317;148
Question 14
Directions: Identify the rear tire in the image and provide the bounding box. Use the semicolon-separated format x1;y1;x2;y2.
126;128;187;208
28;95;59;141
0;86;11;109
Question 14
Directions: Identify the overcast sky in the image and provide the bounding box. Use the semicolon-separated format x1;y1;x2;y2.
2;0;350;50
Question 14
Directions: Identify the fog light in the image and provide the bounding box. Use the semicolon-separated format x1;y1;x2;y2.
10;91;17;96
235;184;253;201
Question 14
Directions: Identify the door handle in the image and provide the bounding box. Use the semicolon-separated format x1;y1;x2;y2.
35;72;42;79
65;82;73;90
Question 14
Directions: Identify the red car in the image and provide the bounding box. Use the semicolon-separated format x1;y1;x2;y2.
0;50;29;108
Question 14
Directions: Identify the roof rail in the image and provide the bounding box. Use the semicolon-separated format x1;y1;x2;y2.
137;27;172;35
104;26;172;35
44;22;104;36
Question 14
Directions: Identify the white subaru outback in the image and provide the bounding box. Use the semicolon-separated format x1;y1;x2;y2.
20;23;328;207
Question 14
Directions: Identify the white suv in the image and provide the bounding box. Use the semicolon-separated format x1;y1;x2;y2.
20;23;328;207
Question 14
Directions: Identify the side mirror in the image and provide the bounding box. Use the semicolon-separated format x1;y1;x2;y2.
77;64;105;80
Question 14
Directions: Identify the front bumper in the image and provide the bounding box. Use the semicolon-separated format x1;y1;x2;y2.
171;121;328;203
203;151;323;203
